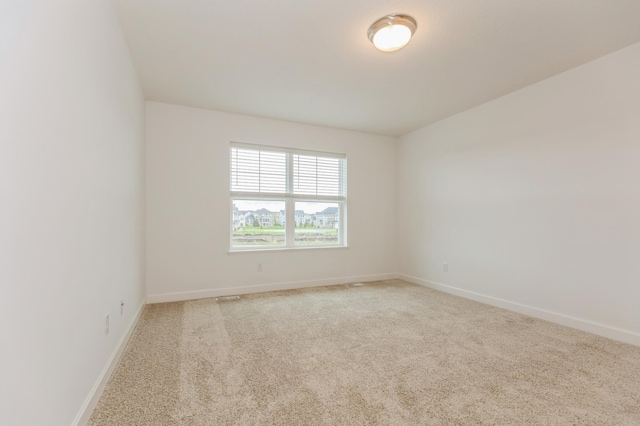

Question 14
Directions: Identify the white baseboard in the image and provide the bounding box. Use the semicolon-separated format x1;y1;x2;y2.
147;273;399;304
399;274;640;347
72;298;147;426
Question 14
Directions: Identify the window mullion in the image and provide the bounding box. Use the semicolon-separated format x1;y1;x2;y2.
285;197;295;247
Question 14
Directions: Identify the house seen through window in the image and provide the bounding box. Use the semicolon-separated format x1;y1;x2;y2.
230;143;347;250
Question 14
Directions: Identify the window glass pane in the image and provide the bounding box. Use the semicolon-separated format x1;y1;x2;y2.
294;202;339;246
232;200;285;248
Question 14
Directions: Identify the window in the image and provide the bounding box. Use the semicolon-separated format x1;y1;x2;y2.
230;142;347;250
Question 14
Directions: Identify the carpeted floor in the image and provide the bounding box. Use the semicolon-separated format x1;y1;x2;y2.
89;280;640;425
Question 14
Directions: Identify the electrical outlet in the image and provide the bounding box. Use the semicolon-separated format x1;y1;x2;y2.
257;263;263;272
105;314;110;335
443;262;449;272
120;299;124;315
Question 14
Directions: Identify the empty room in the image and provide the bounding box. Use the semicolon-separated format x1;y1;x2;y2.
2;0;640;425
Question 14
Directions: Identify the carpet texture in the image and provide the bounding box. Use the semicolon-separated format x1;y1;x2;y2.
89;280;640;425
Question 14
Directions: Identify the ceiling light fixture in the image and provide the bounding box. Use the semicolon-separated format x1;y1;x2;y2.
368;14;417;52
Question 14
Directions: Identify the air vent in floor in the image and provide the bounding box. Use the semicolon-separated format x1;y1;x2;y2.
216;295;240;301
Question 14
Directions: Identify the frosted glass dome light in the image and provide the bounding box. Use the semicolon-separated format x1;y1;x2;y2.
368;14;417;52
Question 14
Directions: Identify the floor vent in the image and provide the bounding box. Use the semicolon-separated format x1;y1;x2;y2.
347;283;364;287
216;295;240;301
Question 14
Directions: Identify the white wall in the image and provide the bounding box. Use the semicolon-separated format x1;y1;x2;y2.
398;42;640;345
0;1;145;425
146;102;397;301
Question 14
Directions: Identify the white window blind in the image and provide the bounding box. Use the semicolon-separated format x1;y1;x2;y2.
230;144;346;198
230;147;287;193
293;155;346;197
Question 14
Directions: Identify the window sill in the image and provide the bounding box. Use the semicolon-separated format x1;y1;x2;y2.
228;246;349;254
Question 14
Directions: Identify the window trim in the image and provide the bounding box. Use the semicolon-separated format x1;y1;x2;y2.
229;142;347;251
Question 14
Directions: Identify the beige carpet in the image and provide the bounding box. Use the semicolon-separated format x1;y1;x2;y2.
89;280;640;425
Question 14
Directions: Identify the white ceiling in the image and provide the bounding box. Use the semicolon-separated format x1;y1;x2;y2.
112;0;640;137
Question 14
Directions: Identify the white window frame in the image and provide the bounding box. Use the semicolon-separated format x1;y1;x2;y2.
230;142;347;251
